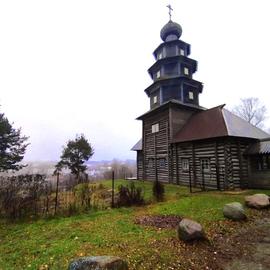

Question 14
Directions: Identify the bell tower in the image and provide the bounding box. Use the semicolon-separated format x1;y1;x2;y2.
145;16;203;110
134;8;204;182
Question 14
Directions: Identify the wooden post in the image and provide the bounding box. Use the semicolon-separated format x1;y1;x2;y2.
237;141;244;188
54;172;60;215
189;162;192;193
154;134;158;182
192;143;197;187
176;145;179;185
142;122;146;181
215;141;221;190
112;170;115;208
202;167;205;191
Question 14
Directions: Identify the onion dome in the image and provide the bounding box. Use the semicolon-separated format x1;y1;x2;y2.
160;20;182;42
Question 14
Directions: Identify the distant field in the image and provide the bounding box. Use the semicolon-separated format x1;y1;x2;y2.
0;180;269;270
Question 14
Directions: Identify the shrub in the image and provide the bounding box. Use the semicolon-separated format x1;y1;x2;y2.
0;174;47;219
117;182;144;207
73;183;91;209
67;202;78;216
153;180;165;202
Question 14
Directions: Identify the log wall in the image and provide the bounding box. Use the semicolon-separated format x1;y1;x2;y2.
171;138;251;190
137;151;143;180
143;109;170;182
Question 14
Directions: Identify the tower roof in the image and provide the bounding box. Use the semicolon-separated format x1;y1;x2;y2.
160;20;182;41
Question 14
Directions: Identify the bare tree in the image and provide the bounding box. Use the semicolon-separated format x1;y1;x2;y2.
232;97;267;128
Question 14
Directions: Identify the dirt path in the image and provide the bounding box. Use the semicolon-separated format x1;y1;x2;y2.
133;209;270;269
222;217;270;270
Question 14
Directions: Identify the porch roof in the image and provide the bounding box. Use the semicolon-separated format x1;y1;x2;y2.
246;138;270;155
131;139;142;151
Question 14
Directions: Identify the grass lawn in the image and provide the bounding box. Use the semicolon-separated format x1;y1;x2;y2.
0;180;269;270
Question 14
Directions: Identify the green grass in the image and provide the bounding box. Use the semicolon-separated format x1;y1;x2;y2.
0;180;269;270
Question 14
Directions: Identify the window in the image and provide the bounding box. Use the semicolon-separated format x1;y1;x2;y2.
156;70;161;78
189;91;194;100
158;52;163;60
180;49;185;56
148;158;154;168
159;158;166;167
184;67;189;75
201;158;210;172
153;95;157;104
182;158;189;171
152;123;159;133
257;156;270;171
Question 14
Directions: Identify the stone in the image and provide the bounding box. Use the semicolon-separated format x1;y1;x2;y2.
223;202;247;221
177;218;205;242
245;194;270;209
68;256;128;270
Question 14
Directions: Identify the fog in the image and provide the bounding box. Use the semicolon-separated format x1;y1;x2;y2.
1;0;270;161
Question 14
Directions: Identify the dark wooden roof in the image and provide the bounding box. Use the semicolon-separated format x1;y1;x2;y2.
172;105;269;143
144;76;203;97
246;138;270;155
153;40;191;57
131;139;142;151
136;99;205;120
148;55;197;78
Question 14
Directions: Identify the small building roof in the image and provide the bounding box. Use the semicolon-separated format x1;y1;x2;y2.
131;139;142;151
246;138;270;155
172;105;269;143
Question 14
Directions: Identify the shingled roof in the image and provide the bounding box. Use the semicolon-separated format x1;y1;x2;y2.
172;105;269;143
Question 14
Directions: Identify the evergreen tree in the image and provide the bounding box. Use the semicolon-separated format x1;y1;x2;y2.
57;134;94;182
0;112;29;171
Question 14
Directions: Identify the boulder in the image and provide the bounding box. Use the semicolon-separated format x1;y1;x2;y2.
245;194;270;209
223;202;247;221
68;256;128;270
177;218;205;242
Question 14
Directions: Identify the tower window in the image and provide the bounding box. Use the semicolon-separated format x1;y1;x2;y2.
153;96;157;104
156;70;161;78
180;49;185;56
189;91;194;100
158;52;163;60
184;67;189;75
152;123;159;133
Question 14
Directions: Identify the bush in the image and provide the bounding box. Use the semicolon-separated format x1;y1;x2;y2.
117;182;144;207
73;183;91;209
153;180;165;202
0;174;47;219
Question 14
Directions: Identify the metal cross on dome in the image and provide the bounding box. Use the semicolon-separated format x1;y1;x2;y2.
167;4;173;21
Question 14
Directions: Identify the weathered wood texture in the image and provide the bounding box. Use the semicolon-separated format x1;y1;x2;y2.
248;155;270;189
138;101;255;190
137;151;143;180
169;105;197;140
138;136;252;189
171;138;251;190
142;109;170;182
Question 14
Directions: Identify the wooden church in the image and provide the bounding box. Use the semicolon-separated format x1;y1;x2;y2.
132;13;270;190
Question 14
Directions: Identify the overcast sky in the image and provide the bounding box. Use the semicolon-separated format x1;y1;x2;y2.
1;0;270;162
